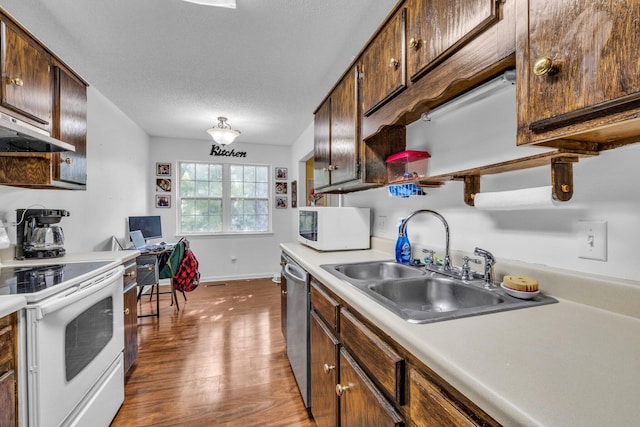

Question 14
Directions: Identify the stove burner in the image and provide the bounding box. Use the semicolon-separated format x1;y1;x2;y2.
0;261;113;295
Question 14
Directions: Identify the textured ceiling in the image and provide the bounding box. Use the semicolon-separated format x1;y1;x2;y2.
1;0;398;146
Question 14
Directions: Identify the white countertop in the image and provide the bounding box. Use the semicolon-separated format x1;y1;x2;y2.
281;240;640;427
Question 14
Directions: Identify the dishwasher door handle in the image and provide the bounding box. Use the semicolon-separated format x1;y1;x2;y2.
284;263;306;283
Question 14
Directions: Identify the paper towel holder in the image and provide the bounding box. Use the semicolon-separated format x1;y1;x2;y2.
464;156;577;207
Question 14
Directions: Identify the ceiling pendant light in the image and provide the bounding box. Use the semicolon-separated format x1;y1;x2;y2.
207;117;240;146
182;0;236;8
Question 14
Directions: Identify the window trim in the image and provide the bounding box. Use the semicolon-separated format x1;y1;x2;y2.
177;160;273;235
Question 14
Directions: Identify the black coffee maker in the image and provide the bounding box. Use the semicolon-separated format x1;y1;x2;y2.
15;209;70;259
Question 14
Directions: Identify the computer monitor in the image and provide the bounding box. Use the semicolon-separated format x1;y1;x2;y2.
128;215;162;241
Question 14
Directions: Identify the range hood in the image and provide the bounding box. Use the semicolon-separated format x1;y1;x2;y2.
0;113;75;153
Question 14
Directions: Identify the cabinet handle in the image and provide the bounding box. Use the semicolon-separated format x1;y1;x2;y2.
335;383;350;396
533;57;557;76
124;308;130;315
329;165;338;171
281;289;286;295
322;167;329;172
61;157;73;165
125;271;136;278
8;77;23;87
323;363;335;374
389;58;399;69
408;37;420;49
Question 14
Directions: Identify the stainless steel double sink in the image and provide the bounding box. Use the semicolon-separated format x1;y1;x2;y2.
321;261;557;324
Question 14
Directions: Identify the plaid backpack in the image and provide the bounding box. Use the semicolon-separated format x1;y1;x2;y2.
173;248;200;292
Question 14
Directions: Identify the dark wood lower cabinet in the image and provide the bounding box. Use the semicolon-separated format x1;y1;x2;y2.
338;348;404;427
310;311;340;427
122;261;138;377
0;312;18;427
0;370;16;427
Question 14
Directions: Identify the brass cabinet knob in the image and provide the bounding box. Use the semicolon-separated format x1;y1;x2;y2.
124;308;130;315
408;37;420;49
61;157;73;165
335;383;350;396
322;167;329;172
9;77;23;87
389;58;399;69
533;57;557;76
125;271;136;278
281;289;286;295
323;363;335;374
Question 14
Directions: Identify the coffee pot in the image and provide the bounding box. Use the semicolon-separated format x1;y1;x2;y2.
16;209;70;259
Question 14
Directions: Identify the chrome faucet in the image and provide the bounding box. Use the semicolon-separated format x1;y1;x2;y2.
400;209;452;272
473;247;496;287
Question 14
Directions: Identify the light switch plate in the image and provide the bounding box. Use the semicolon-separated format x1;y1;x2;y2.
577;220;607;261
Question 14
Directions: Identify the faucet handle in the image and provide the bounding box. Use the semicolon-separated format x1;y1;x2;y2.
421;249;436;265
460;256;481;280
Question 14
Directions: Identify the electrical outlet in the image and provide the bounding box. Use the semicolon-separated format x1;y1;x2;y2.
577;220;607;261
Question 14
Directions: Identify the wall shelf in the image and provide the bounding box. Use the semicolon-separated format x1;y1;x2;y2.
414;150;596;206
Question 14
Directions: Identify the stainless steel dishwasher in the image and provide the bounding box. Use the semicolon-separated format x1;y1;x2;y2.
281;252;310;408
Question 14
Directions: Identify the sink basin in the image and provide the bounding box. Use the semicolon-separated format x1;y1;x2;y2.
334;261;425;281
368;277;503;313
321;261;557;324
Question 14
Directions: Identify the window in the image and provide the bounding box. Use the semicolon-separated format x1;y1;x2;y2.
178;162;271;234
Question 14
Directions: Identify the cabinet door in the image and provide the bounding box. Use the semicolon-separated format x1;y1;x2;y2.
523;1;640;134
329;66;360;186
409;369;475;427
338;348;403;427
123;285;138;375
53;66;87;185
361;9;406;116
313;98;331;190
1;22;52;126
310;311;340;427
406;0;498;81
0;370;16;427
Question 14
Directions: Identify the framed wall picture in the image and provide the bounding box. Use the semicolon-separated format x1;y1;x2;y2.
156;195;171;208
275;196;287;209
156;178;171;192
156;162;171;176
275;167;288;181
275;182;287;194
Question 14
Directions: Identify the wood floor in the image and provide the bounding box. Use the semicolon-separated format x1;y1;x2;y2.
111;278;315;427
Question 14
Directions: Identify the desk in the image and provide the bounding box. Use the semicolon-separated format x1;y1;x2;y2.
136;248;172;318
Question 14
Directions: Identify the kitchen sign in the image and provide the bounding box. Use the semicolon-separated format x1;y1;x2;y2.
210;145;247;157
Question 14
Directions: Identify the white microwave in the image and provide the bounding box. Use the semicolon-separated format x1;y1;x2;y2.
298;207;370;251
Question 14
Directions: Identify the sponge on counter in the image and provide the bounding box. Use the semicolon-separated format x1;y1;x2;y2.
503;275;539;292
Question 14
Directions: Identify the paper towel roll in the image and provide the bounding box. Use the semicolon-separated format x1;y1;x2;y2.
473;186;561;210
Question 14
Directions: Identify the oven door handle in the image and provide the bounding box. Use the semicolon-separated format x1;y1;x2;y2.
36;266;124;319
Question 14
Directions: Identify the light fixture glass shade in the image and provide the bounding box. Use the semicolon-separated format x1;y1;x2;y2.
182;0;236;8
207;117;240;145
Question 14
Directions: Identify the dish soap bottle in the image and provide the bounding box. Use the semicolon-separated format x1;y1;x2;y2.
395;218;412;264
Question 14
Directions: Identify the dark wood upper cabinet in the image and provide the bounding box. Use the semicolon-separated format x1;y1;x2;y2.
52;65;87;186
361;8;406;116
517;0;640;148
313;97;331;190
1;21;52;128
406;0;498;81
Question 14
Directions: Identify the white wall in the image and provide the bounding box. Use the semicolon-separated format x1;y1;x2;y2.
149;137;293;281
290;83;640;283
0;86;150;259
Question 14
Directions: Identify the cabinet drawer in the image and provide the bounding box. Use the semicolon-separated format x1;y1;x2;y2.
311;280;340;331
340;308;404;403
123;261;137;288
409;368;476;426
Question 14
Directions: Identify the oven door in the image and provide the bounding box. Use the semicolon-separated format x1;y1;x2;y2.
25;266;125;427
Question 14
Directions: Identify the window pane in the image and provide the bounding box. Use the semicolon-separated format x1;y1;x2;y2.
230;182;243;198
256;200;268;215
230;165;243;182
256;182;269;198
244;166;256;182
181;163;195;180
244;200;256;215
244;182;256;198
256;166;268;182
195;163;209;180
210;165;223;181
210;181;222;197
231;199;243;216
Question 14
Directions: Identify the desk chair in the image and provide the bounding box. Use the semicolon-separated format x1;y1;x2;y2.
158;239;189;310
